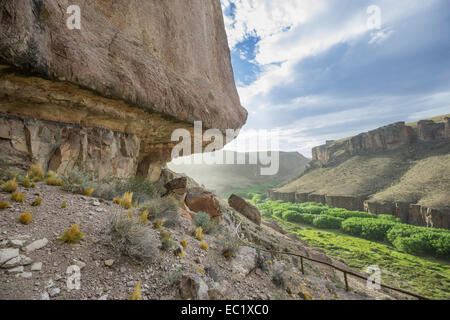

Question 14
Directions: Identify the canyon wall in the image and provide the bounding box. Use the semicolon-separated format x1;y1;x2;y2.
0;0;247;180
269;117;450;229
312;119;449;166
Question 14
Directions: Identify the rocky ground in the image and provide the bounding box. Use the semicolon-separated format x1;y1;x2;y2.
0;182;398;300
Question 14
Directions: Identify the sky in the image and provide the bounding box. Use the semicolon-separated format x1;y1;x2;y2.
220;0;450;157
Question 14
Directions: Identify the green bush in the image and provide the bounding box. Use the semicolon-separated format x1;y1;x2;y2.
341;218;397;241
323;209;376;220
313;215;343;229
193;212;211;230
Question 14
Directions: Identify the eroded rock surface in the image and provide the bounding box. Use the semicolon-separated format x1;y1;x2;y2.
0;0;247;177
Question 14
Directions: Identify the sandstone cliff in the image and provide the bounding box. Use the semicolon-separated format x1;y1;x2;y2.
0;0;247;181
271;115;450;229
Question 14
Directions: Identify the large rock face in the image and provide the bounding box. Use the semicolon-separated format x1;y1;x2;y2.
0;0;247;178
312;119;449;166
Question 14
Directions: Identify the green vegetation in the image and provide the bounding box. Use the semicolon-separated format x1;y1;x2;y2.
255;197;450;299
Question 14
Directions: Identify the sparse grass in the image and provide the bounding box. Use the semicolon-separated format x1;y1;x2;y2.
180;239;188;249
18;212;32;225
174;247;185;259
160;230;174;251
82;188;95;197
193;212;210;230
129;281;142;300
154;220;163;230
2;180;18;193
60;224;84;244
194;226;204;241
0;201;10;210
31;197;42;207
28;164;44;181
11;192;25;203
200;242;208;251
139;210;149;224
119;192;133;209
45;176;63;186
109;213;158;261
21;176;31;188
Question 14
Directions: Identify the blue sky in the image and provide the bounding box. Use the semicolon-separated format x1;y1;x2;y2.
221;0;450;157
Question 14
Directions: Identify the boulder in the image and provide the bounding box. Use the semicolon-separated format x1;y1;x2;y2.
185;188;222;218
228;194;262;226
164;177;188;196
179;275;209;300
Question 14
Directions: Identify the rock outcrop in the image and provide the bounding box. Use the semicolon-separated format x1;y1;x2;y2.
228;194;262;226
0;0;247;179
312;118;449;166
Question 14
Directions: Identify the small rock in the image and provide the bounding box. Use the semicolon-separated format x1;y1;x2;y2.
8;266;24;273
195;257;202;264
16;272;32;279
41;291;50;300
45;279;54;288
104;259;114;267
92;200;101;206
0;248;20;265
120;267;127;273
98;294;108;300
1;256;22;269
25;238;48;253
0;240;8;247
126;281;134;287
31;262;43;271
49;288;61;297
73;260;86;270
9;239;25;248
179;275;209;300
21;256;33;265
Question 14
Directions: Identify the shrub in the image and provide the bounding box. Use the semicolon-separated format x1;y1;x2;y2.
21;176;31;188
45;176;63;186
61;168;97;194
109;213;158;261
200;242;208;251
31;197;42;207
313;215;343;229
60;224;84;244
195;227;204;241
28;164;44;181
11;192;25;203
341;218;396;241
216;231;240;259
378;214;400;222
18;212;32;225
180;239;188;249
129;281;142;300
160;230;173;251
139;197;179;228
113;176;155;204
323;209;376;220
61;201;67;209
0;201;10;210
2;180;18;193
193;212;211;230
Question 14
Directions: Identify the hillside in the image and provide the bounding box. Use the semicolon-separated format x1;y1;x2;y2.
272;115;450;229
168;151;310;197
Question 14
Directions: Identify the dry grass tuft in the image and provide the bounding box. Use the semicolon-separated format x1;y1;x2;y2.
195;226;204;241
31;197;42;207
129;281;142;300
61;201;67;209
18;212;32;225
60;224;84;244
11;192;25;203
0;201;10;210
2;180;18;193
45;176;63;186
22;176;31;188
82;188;95;197
180;238;188;249
200;241;208;251
29;164;44;181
